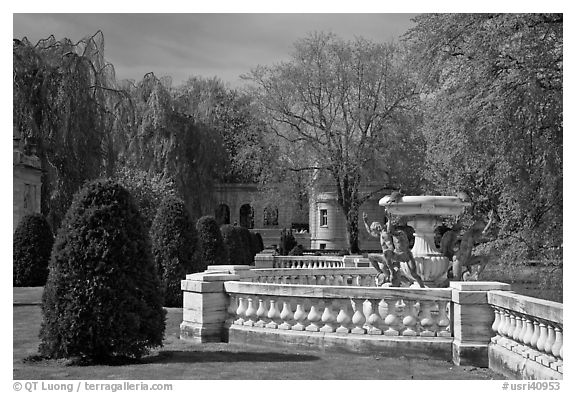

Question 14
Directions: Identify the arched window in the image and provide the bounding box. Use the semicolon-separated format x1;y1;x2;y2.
215;204;230;226
263;206;279;227
239;204;254;229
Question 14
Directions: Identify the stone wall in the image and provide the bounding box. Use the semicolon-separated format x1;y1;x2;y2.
13;140;42;230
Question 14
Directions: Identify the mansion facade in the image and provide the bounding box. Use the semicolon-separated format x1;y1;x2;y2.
211;179;392;252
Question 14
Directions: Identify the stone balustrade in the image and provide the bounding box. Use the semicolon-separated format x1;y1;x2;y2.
488;291;563;379
248;267;377;287
255;254;348;269
224;282;452;338
180;265;562;378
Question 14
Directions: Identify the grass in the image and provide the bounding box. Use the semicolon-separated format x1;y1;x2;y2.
13;288;501;380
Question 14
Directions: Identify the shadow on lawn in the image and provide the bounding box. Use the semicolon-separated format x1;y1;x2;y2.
143;350;320;364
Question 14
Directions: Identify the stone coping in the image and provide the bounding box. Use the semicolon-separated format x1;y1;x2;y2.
488;291;563;325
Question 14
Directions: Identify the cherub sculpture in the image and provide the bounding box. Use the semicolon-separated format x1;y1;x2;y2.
363;211;425;288
440;210;494;281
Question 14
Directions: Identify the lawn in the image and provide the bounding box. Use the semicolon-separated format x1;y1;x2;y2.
13;288;502;380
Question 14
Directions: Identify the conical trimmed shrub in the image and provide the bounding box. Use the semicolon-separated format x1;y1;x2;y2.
39;179;165;361
196;216;228;266
13;213;54;287
151;195;198;307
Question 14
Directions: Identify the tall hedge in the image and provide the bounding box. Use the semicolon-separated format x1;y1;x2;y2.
249;232;265;261
39;179;165;361
221;225;250;265
279;228;297;256
196;216;228;266
151;196;198;307
13;213;54;287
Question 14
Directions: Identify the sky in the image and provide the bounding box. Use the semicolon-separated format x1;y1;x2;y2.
13;13;417;88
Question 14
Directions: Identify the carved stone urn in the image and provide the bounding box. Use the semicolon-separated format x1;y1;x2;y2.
378;195;470;287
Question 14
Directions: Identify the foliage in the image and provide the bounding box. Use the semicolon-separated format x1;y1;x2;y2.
250;232;265;258
39;179;165;361
279;228;297;256
13;213;54;287
114;167;177;230
404;14;563;259
173;77;269;184
13;32;132;231
151;195;199;307
288;244;304;256
220;225;252;265
195;216;228;266
237;226;255;265
244;32;423;253
119;73;227;219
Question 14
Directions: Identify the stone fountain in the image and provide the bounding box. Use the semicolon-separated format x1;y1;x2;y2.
378;195;470;287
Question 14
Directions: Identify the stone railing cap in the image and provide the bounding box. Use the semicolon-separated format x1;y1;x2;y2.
449;281;512;291
185;272;240;281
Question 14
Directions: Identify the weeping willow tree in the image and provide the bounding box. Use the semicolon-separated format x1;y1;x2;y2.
13;31;132;230
119;73;228;219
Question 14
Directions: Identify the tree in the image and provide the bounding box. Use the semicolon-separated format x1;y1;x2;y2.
404;14;562;259
244;32;421;253
151;195;199;307
39;179;165;361
13;213;54;287
114;167;177;231
13;32;132;231
119;73;228;219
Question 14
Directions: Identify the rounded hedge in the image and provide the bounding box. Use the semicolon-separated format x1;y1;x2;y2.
196;216;228;266
39;179;165;361
151;195;198;307
13;213;54;287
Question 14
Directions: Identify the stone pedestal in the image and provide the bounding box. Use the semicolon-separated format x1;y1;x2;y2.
450;281;512;366
180;268;245;343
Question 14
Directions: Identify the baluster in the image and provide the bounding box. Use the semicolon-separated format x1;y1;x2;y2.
320;300;337;333
497;309;508;336
506;312;516;338
383;299;400;336
227;295;238;324
401;300;418;336
551;327;562;359
437;300;451;337
419;300;436;337
279;299;294;330
334;274;344;286
522;316;534;345
501;311;511;338
529;320;540;348
351;299;367;334
491;308;501;333
366;299;382;335
292;300;308;331
336;300;352;334
517;317;528;343
512;315;523;341
244;297;257;326
536;322;548;352
544;324;556;355
235;297;247;325
255;297;269;328
306;301;323;332
266;298;281;329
